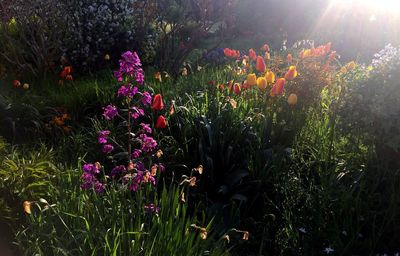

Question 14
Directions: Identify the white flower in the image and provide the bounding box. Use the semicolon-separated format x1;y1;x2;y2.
324;247;334;254
299;227;307;234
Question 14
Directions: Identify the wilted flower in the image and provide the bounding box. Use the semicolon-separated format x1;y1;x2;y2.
154;72;162;82
155;115;167;129
257;77;267;90
156;149;163;158
287;93;298;105
247;73;257;86
152;94;164;111
23;201;32;214
181;67;188;76
104;54;110;61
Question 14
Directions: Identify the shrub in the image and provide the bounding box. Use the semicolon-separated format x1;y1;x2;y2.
340;44;400;168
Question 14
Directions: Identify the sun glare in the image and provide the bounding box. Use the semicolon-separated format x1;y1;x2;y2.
334;0;400;13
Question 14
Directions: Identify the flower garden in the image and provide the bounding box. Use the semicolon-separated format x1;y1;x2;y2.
1;1;400;255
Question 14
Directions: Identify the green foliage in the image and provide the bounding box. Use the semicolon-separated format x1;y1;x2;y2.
340;44;400;168
15;168;229;255
0;141;59;222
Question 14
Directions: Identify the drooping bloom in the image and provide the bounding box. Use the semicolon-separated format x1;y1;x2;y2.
248;48;257;61
247;73;257;86
270;78;286;96
287;93;298;105
152;94;164;111
23;201;31;214
257;77;267;90
284;66;298;81
233;83;241;95
256;56;266;73
154;72;162;82
155;115;167;129
103;105;118;120
265;71;275;84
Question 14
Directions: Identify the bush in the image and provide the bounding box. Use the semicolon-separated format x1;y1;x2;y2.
340;44;400;168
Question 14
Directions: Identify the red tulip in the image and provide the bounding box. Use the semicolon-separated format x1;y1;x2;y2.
152;94;164;111
248;48;257;61
155;115;167;129
256;56;266;73
270;78;286;97
12;80;21;88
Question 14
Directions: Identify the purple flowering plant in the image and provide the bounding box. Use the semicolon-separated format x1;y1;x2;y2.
81;51;164;197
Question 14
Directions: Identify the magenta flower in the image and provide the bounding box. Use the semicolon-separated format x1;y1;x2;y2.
131;107;144;119
118;85;138;98
132;149;142;159
102;144;114;154
139;134;158;152
98;130;110;144
83;163;100;174
141;91;152;105
103;105;118;120
140;123;152;134
94;181;106;195
111;165;126;177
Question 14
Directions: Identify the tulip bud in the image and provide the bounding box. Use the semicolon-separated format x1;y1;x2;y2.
256;77;267;90
256;56;266;73
287;93;298;105
155;115;167;129
152;94;164;111
247;73;257;86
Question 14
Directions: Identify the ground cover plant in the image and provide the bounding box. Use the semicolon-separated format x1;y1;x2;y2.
1;1;400;255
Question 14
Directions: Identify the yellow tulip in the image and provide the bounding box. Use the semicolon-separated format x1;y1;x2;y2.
265;71;275;84
247;73;257;86
257;77;267;90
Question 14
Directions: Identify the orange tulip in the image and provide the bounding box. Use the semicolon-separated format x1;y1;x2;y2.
287;93;298;105
256;77;267;90
233;83;241;95
247;73;257;86
265;71;275;84
152;94;164;111
248;48;257;61
287;54;293;63
256;56;266;73
270;78;286;96
155;115;167;129
284;66;298;81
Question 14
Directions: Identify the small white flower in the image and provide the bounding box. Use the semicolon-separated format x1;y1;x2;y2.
342;230;347;236
299;227;307;234
324;247;334;254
